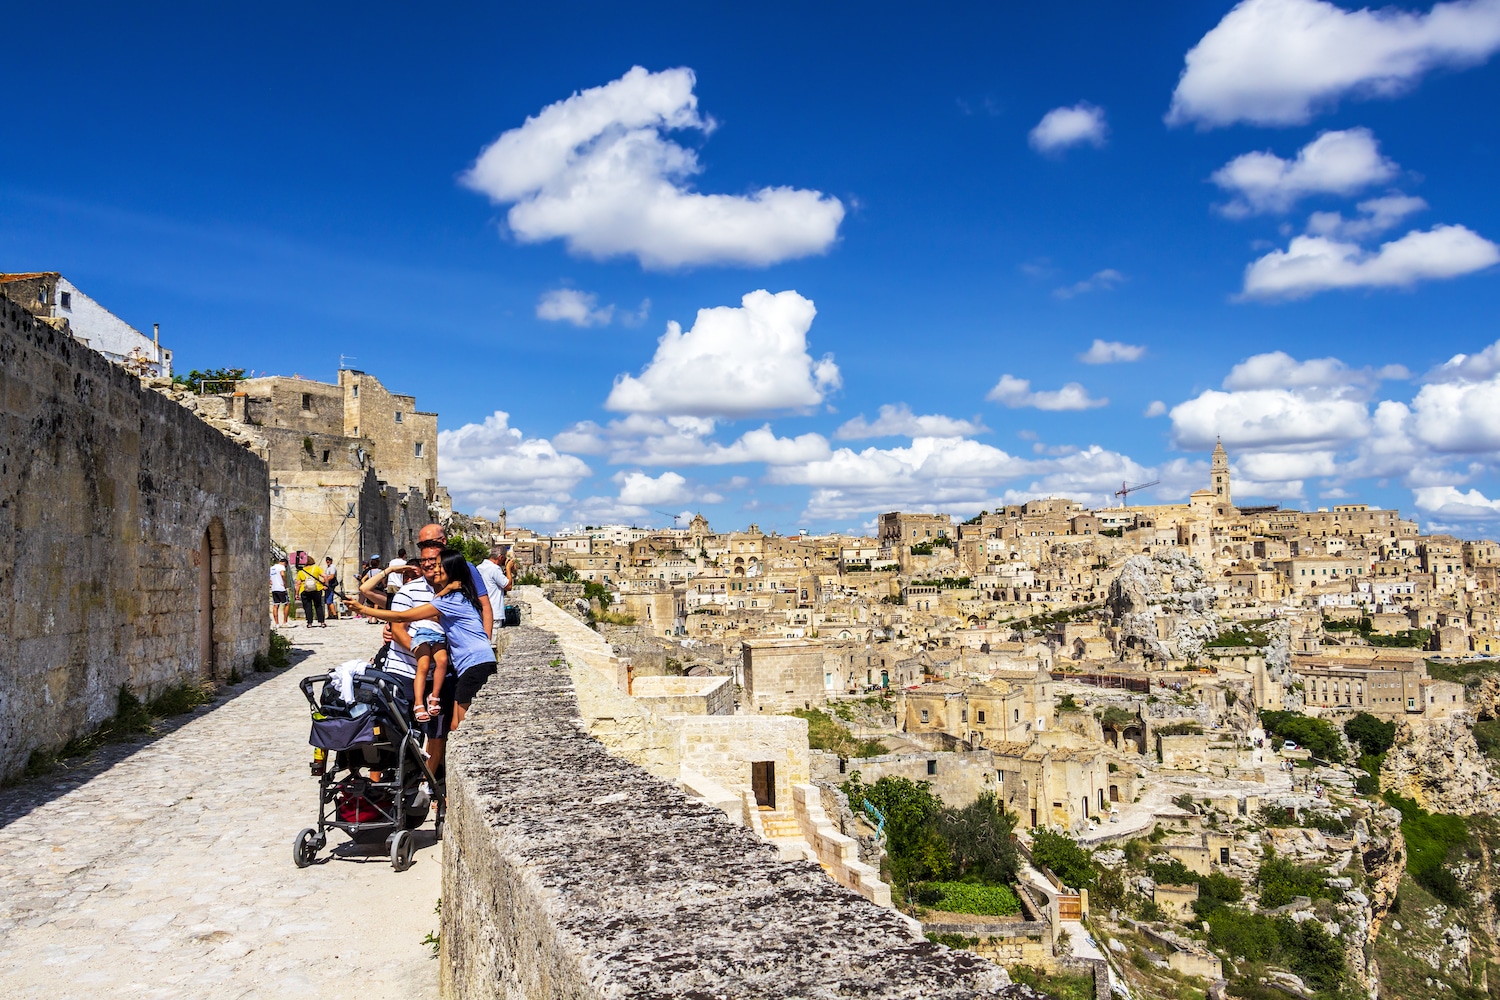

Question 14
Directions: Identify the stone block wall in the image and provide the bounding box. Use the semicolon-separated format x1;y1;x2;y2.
441;622;1018;999
0;299;268;778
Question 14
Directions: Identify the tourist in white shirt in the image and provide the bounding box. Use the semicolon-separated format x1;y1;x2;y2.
476;546;509;633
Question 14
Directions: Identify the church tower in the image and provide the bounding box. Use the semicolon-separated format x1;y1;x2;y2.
1211;438;1232;507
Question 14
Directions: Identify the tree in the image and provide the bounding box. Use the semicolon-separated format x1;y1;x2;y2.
172;367;245;392
933;792;1019;885
843;775;950;892
1344;712;1397;758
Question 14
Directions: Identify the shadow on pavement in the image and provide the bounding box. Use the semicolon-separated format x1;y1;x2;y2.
0;643;320;830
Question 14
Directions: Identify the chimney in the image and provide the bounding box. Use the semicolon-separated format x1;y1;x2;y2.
153;323;161;363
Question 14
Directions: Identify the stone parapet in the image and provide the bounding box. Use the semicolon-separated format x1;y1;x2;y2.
441;622;1018;999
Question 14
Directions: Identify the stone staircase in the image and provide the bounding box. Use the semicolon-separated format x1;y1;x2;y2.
759;810;817;861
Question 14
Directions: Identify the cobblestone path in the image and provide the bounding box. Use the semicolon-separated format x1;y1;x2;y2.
0;620;441;1000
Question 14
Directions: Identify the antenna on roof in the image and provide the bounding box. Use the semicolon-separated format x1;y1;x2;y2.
339;354;357;370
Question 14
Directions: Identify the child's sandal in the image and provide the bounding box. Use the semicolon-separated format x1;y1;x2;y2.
414;705;431;722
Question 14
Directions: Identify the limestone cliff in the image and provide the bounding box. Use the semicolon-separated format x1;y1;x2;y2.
1381;718;1500;814
1106;551;1219;663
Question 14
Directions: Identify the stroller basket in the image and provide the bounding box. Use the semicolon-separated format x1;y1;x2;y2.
310;714;378;751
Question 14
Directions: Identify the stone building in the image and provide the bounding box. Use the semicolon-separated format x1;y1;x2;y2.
742;639;826;712
0;272;172;376
155;368;456;587
0;291;266;779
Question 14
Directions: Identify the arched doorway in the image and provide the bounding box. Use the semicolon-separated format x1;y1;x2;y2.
198;526;214;678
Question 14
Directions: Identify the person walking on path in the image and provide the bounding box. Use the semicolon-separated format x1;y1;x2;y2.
269;557;289;625
323;556;341;620
476;546;509;633
295;554;327;628
350;548;497;777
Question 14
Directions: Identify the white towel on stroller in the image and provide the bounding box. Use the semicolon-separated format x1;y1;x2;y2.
330;659;369;703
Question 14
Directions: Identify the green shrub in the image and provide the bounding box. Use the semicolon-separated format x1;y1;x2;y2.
1057;693;1079;712
1031;829;1095;890
1256;855;1328;908
1473;719;1500;759
267;629;292;669
1093;867;1125;909
1146;858;1197;885
922;881;1021;916
1199;871;1243;905
1355;772;1380;795
1344;712;1397;757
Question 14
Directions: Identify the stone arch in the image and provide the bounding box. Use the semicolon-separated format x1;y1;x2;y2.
200;517;231;680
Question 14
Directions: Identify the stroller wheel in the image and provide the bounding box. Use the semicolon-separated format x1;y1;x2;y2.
391;829;415;872
293;827;319;868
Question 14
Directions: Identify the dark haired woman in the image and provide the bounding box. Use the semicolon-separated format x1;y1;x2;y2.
349;548;498;773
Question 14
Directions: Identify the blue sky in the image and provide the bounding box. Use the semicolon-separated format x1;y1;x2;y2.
4;1;1500;534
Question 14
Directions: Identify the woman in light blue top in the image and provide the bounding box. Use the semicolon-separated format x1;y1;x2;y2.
350;548;499;735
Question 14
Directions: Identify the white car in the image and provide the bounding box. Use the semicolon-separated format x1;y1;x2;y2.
1282;741;1299;751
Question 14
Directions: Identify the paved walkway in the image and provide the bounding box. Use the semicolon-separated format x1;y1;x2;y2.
0;620;441;1000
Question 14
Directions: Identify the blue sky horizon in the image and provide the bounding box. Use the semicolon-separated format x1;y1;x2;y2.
4;1;1500;536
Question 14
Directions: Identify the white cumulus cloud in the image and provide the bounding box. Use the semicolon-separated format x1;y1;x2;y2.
605;289;839;417
461;66;845;269
987;375;1108;411
1426;338;1500;382
1413;485;1500;518
1241;224;1500;299
614;470;691;506
536;288;614;327
437;410;592;514
1079;339;1146;364
1307;193;1428;240
1221;350;1408;395
1145;400;1168;417
1029;103;1109;153
1168;0;1500;128
1169;388;1370;451
1211;128;1397;216
835;403;987;440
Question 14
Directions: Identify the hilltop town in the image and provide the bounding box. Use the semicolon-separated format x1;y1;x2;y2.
498;440;1500;1000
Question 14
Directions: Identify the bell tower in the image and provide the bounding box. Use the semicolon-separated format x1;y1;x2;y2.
1211;438;1231;507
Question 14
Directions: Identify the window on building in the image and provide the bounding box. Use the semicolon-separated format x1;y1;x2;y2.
920;709;929;723
321;450;330;463
59;291;71;309
352;384;358;398
414;442;424;458
301;393;312;410
927;759;937;775
977;710;986;724
395;411;403;423
961;709;968;723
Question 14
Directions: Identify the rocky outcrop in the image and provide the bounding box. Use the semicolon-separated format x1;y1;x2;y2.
1106;552;1220;664
1381;718;1500;814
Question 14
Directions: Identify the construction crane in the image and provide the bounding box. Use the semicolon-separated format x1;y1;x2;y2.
655;510;683;528
1114;479;1160;507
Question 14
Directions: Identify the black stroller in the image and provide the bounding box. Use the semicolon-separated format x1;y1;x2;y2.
291;667;445;872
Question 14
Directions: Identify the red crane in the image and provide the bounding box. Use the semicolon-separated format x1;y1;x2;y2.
1113;479;1161;507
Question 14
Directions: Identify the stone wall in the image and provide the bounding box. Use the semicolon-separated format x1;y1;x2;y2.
0;298;268;778
441;622;1021;999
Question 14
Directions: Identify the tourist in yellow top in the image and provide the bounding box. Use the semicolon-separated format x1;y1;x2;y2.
295;555;327;628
